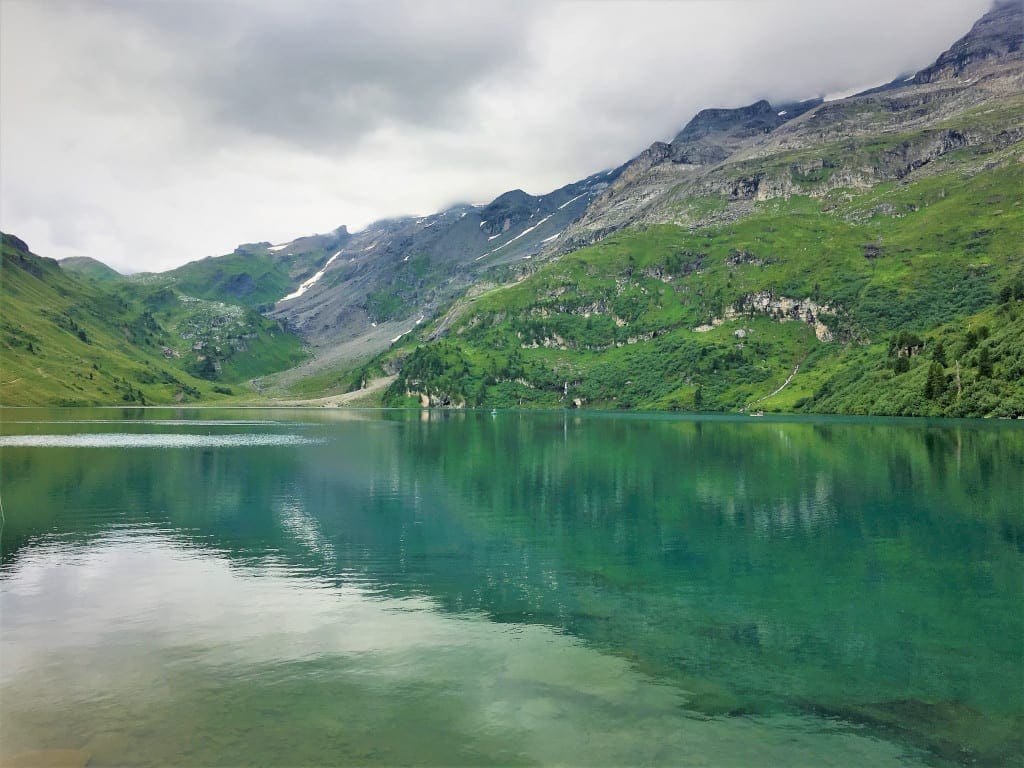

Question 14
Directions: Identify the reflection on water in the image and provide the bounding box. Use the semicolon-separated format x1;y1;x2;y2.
1;408;1021;766
0;433;324;448
1;533;922;767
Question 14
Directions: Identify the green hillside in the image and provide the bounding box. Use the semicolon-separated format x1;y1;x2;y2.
0;235;307;405
164;249;292;311
377;146;1024;418
58;256;124;283
163;235;345;311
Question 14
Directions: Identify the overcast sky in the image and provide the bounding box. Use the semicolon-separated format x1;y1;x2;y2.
1;0;991;273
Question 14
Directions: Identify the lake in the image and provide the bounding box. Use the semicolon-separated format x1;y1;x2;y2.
1;408;1021;766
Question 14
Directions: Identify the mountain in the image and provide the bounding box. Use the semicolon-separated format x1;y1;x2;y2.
0;234;306;405
360;0;1024;417
551;98;822;252
267;173;617;362
256;3;1022;402
914;0;1022;84
161;227;352;311
3;2;1022;413
560;7;1023;250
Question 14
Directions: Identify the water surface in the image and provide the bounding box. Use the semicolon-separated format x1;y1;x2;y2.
2;408;1021;766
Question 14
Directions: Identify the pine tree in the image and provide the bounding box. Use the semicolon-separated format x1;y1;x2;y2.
978;346;993;378
925;361;946;400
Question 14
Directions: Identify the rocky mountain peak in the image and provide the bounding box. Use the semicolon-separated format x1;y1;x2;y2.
914;0;1023;83
668;99;786;165
672;100;776;143
480;189;538;236
486;189;532;207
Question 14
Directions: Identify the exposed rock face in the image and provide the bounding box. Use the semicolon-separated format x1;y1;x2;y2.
694;293;836;342
617;143;673;184
669;100;790;165
560;99;824;244
265;169;620;365
479;190;536;237
914;0;1023;83
555;145;673;252
685;116;1022;207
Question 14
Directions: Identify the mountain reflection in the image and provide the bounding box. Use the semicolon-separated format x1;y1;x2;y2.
2;410;1021;765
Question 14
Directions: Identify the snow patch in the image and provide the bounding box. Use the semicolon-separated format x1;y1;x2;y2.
904;76;915;82
475;215;553;261
497;216;550;249
280;251;341;302
541;232;562;243
488;233;502;241
391;331;409;344
558;192;587;210
777;110;787;116
268;242;291;252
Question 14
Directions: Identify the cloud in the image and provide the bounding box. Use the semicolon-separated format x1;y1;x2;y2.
101;0;539;151
0;0;993;272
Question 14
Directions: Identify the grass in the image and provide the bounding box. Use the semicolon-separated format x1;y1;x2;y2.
1;236;307;406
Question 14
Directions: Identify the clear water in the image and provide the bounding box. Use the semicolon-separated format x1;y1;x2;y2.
1;408;1021;766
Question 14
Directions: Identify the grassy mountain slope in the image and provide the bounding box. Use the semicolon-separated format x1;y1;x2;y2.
377;138;1024;417
163;229;349;312
165;249;294;311
0;235;306;405
116;279;307;385
58;256;124;283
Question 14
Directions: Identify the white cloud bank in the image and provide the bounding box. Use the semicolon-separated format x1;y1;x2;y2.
0;0;991;272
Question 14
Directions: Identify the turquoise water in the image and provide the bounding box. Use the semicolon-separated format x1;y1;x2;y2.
1;408;1021;766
